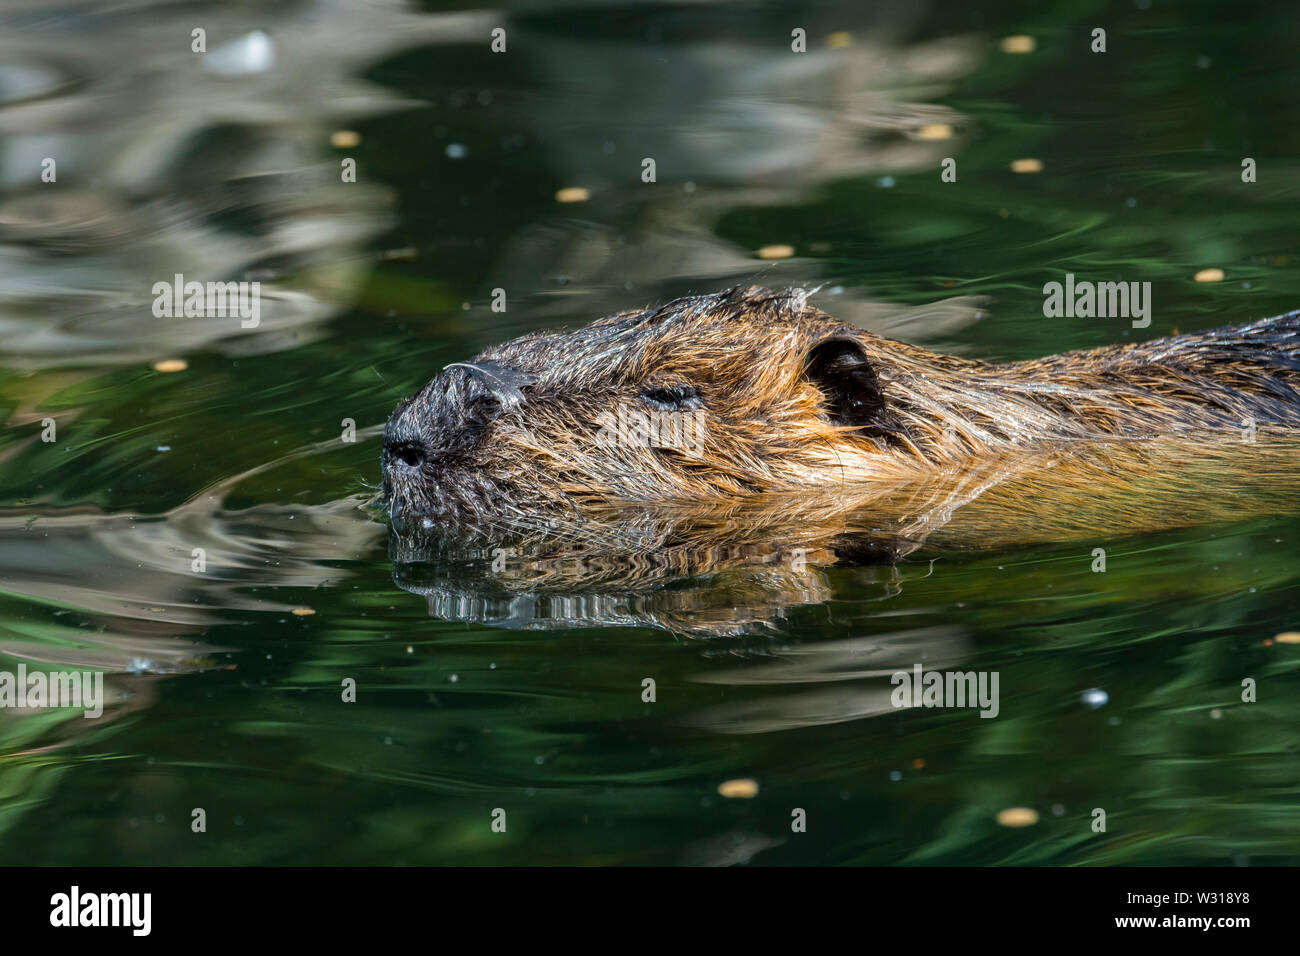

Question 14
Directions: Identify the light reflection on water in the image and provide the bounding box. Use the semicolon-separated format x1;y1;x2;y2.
1;0;1299;865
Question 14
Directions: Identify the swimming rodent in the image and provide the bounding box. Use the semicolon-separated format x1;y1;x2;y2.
381;286;1300;538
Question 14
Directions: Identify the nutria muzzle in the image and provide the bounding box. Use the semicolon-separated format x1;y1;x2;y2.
382;360;540;527
381;286;1300;534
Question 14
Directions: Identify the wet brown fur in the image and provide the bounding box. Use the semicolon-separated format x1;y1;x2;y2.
383;286;1300;533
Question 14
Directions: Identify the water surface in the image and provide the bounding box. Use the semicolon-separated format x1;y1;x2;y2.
1;0;1298;865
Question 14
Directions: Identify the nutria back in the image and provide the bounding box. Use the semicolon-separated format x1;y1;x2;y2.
381;286;1300;536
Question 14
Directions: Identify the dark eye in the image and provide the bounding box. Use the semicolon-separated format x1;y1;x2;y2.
641;385;703;410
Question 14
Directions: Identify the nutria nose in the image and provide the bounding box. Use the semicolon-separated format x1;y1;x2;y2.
386;439;426;471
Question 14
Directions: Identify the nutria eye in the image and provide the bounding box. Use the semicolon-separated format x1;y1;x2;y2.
641;385;703;410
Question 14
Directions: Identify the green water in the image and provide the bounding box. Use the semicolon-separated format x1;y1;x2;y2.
1;0;1298;865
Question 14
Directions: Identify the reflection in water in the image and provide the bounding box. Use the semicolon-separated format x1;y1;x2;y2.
390;434;1300;735
0;0;461;771
687;627;967;734
0;0;489;370
491;14;979;329
0;488;381;756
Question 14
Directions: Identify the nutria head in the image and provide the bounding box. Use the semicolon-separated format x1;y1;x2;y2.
383;287;915;526
382;286;1300;529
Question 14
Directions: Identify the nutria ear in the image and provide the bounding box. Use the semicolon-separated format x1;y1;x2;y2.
803;338;885;430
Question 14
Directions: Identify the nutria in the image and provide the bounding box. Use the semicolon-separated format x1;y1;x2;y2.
382;286;1300;536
